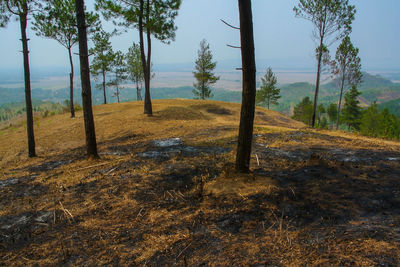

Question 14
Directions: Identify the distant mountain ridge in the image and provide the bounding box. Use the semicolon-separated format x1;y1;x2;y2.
1;72;399;117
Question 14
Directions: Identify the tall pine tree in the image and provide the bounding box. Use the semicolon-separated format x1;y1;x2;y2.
342;85;361;130
32;0;99;118
1;0;38;157
193;39;220;100
294;0;356;128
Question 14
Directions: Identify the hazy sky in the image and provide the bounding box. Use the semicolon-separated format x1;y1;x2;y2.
0;0;399;72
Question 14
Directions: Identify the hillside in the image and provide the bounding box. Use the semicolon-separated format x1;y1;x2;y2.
1;99;400;266
275;73;400;113
378;97;400;116
2;72;399;118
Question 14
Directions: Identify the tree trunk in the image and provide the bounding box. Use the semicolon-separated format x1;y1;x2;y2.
138;0;152;115
116;85;120;103
136;81;142;101
336;70;346;130
68;46;75;118
75;0;99;159
143;0;152;115
102;71;107;104
235;0;256;173
312;42;323;128
19;8;36;158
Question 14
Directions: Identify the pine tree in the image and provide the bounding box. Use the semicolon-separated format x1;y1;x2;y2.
32;0;99;118
342;85;361;130
126;42;144;101
193;39;220;100
294;0;356;127
327;103;338;127
75;0;98;158
317;103;326;127
256;68;280;109
96;0;182;116
292;96;313;126
90;29;115;105
235;0;257;172
108;51;127;103
1;0;39;157
331;36;362;130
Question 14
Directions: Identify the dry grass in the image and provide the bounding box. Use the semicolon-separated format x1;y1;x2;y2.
1;99;400;266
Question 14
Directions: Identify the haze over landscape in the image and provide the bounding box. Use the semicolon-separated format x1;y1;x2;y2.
0;0;399;90
2;0;400;265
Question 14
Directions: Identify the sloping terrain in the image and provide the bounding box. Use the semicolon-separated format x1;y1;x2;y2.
0;99;400;266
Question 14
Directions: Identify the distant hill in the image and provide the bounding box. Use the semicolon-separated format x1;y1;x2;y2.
271;72;400;113
378;98;400;117
1;72;400;116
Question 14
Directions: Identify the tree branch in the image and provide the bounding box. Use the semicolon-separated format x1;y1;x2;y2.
227;44;241;49
220;19;240;30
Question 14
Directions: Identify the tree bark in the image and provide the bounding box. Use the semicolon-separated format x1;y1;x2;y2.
102;70;107;104
312;41;324;128
68;46;75;118
19;6;36;158
336;69;346;130
235;0;256;173
143;0;152;115
136;81;142;101
75;0;99;159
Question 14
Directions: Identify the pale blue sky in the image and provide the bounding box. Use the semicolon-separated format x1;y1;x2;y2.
0;0;399;72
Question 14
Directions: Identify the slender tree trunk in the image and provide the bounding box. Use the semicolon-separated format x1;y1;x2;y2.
312;41;324;128
19;9;36;158
102;71;107;104
116;86;120;103
68;46;75;118
136;81;142;101
336;70;346;130
144;0;152;115
139;0;152;115
235;0;256;173
75;0;99;159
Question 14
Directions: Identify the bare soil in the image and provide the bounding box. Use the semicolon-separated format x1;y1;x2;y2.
0;99;399;266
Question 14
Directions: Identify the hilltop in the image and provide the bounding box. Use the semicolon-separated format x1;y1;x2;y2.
1;99;400;266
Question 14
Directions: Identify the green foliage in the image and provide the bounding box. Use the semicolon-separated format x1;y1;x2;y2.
96;0;181;43
192;39;220;100
319;117;328;129
108;51;128;102
294;0;356;127
126;43;144;86
342;86;361;130
360;103;400;139
90;29;115;78
256;68;281;109
90;29;116;102
293;0;356;44
378;98;400;117
327;103;338;124
292;97;314;126
32;0;99;50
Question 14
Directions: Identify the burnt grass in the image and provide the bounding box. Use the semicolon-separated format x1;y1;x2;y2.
1;131;400;266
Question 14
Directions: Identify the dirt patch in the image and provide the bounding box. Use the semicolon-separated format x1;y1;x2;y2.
190;104;233;115
155;106;210;120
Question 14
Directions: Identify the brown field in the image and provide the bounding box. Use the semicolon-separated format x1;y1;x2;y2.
1;99;400;266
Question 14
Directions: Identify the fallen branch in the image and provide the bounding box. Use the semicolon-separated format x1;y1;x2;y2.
176;242;192;261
